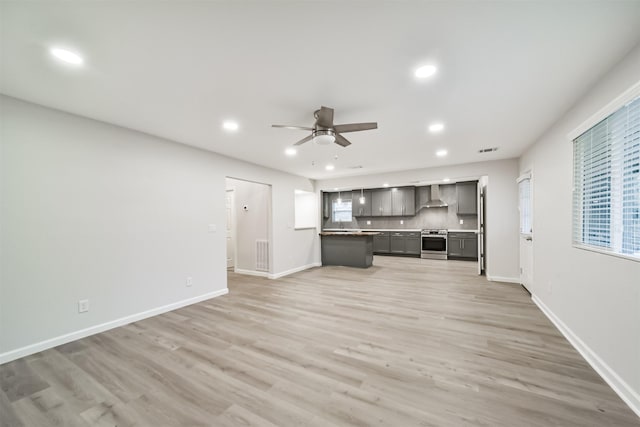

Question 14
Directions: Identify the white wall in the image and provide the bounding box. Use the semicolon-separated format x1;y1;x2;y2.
519;44;640;413
316;158;520;281
225;178;271;272
0;96;319;360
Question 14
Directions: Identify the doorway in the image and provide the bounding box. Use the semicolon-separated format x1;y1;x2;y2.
226;189;235;269
225;177;272;276
518;172;533;293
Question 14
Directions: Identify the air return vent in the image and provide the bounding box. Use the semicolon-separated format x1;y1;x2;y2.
478;147;499;153
256;240;269;271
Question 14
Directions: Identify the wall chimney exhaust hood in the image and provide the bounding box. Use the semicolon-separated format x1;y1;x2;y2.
423;184;448;208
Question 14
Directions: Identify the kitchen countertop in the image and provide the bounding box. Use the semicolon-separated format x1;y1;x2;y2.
319;231;381;236
323;228;422;232
323;228;478;233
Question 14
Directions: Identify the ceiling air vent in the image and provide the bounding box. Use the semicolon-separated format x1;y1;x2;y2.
348;165;364;169
478;147;499;153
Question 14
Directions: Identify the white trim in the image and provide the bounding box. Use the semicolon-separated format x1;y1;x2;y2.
234;268;270;278
0;289;228;365
268;262;322;279
573;244;640;264
486;275;520;284
568;79;640;140
532;295;640;418
516;171;531;183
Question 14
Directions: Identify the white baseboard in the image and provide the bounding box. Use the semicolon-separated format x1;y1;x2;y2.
532;295;640;418
486;275;521;284
269;262;322;279
233;268;270;278
234;263;321;280
0;288;228;365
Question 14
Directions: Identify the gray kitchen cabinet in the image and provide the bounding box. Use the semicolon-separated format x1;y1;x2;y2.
448;232;478;260
389;231;421;256
322;192;330;219
372;189;392;216
390;232;405;253
391;187;416;216
405;232;421;255
457;181;478;215
352;190;372;217
373;232;390;253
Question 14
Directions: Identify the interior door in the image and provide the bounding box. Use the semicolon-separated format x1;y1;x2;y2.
518;173;533;292
226;189;235;269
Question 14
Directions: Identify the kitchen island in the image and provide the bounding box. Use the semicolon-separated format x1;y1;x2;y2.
319;231;380;268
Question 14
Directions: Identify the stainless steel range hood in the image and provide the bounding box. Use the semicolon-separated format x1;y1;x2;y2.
423;184;448;208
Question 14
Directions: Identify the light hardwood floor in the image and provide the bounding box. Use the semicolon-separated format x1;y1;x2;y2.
1;257;638;426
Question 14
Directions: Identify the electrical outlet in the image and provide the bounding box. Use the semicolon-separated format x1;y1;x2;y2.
186;277;193;287
400;220;404;225
208;224;216;233
459;219;464;225
366;220;371;225
78;299;89;313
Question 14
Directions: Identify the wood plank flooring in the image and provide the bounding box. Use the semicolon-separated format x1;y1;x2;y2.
1;256;638;426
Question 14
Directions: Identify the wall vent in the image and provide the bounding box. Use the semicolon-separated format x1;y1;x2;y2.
478;147;499;153
256;240;269;271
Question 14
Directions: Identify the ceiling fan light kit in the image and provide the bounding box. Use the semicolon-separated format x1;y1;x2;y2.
312;129;335;145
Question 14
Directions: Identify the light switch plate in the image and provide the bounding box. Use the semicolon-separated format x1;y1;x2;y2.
208;224;216;233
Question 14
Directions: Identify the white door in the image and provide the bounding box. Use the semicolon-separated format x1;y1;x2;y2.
518;173;533;293
226;190;235;269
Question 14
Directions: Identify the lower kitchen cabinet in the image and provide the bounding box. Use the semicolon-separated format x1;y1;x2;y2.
448;232;478;260
373;232;390;253
382;231;420;256
405;234;421;255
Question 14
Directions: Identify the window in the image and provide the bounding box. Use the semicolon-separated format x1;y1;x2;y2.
332;198;352;222
518;174;532;235
573;95;640;259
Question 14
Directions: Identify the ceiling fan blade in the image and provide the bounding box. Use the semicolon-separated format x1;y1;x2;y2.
293;134;314;146
315;106;334;128
334;133;352;147
272;124;314;131
333;122;378;133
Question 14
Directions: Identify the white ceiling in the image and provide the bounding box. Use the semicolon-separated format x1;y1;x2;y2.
2;1;640;180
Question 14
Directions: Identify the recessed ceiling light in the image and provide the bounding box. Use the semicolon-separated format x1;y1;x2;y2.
325;164;335;171
222;121;239;132
333;188;339;191
429;122;445;133
50;47;84;65
415;65;437;79
436;149;448;157
285;147;297;156
443;178;451;182
383;183;389;187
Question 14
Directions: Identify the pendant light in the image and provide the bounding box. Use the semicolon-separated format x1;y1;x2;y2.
337;190;342;204
359;188;366;204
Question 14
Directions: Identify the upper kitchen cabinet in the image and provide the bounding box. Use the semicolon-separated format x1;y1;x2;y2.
352;190;372;217
456;181;478;215
372;188;392;216
322;192;331;219
391;187;415;216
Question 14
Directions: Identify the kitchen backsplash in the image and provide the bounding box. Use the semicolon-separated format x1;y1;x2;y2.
322;184;478;231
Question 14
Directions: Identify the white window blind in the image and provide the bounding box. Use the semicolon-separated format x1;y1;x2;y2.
518;177;532;234
573;95;640;259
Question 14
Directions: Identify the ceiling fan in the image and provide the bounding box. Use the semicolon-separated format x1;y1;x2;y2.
272;106;377;147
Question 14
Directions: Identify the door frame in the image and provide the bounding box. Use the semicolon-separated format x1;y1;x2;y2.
517;170;534;293
225;189;236;270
